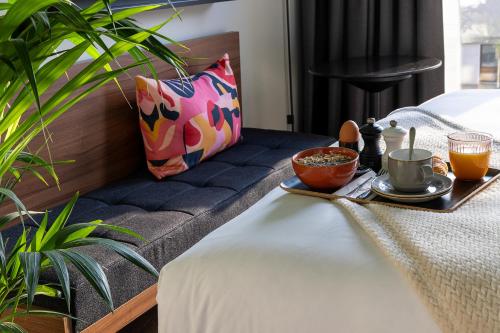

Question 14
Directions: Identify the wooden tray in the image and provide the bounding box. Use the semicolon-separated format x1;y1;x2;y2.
280;165;500;213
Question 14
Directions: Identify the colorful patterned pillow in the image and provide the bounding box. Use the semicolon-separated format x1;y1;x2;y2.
135;54;242;179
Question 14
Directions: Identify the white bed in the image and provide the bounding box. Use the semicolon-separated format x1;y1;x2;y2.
419;89;500;135
157;90;500;333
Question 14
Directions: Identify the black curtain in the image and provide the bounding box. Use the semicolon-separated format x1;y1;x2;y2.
296;0;445;136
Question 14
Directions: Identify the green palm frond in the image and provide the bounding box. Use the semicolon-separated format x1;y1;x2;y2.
0;0;187;190
0;0;184;329
2;193;158;327
0;321;26;333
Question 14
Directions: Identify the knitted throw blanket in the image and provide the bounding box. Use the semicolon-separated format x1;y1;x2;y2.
335;107;500;333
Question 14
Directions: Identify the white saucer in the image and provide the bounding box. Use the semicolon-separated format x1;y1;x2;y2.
371;174;453;203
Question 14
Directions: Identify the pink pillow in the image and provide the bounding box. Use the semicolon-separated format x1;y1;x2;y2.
135;54;242;179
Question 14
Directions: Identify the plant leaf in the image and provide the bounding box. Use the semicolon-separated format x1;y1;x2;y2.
0;0;61;40
54;2;113;59
56;249;113;311
0;210;40;232
0;233;6;273
63;237;158;277
44;221;101;250
91;5;162;28
102;0;116;33
4;309;77;320
0;188;29;220
35;284;61;298
10;39;41;111
44;220;145;250
0;322;26;333
6;229;27;276
40;193;79;248
43;250;70;311
14;150;73;186
0;54;17;73
0;14;186;180
24;168;48;186
19;252;41;309
33;212;48;252
91;223;145;241
2;41;90;140
0;75;119;180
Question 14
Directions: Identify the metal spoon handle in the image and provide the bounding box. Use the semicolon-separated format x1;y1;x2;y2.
409;127;416;160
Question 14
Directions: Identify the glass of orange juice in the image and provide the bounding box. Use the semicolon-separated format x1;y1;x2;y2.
448;132;493;181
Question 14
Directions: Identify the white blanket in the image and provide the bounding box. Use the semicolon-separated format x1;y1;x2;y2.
335;104;500;333
157;90;500;333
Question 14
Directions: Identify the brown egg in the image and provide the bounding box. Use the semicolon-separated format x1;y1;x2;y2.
339;120;360;143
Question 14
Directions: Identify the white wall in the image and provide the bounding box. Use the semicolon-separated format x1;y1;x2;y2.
131;1;290;130
442;0;462;92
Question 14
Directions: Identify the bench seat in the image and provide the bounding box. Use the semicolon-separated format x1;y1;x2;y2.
5;128;334;331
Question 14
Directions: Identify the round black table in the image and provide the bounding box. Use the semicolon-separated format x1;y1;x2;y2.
309;56;442;119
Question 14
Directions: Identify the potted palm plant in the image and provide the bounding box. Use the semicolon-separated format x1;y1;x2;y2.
0;0;187;331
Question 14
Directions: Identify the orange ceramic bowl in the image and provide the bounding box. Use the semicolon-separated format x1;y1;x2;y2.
292;147;359;190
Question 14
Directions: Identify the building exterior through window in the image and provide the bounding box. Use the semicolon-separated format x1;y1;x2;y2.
460;0;500;88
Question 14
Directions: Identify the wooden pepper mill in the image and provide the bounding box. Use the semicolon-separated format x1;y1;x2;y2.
359;118;383;172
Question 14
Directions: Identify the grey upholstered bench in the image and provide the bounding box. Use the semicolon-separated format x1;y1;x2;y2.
5;128;334;331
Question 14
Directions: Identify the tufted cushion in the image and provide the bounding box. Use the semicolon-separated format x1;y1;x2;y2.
5;128;335;331
136;54;242;179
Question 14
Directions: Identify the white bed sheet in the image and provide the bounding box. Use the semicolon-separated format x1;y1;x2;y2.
157;189;439;333
157;90;500;333
420;89;500;136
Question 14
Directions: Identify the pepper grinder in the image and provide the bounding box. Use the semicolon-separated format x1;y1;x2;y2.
359;118;383;172
381;120;408;170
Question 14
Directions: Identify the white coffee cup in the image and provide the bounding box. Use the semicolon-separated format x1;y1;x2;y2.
388;148;434;192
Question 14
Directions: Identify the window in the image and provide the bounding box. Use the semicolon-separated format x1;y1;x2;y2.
479;45;498;83
460;0;500;88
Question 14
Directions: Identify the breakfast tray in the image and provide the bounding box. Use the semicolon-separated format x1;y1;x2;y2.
280;165;500;213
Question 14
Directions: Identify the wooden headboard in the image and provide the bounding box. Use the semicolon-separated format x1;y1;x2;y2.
7;32;241;213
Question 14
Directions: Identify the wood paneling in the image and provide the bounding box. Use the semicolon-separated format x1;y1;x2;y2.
2;32;241;215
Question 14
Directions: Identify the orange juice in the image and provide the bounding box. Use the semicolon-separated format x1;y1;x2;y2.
449;150;491;180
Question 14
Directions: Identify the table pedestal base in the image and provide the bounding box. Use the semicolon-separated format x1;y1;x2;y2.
346;75;413;120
